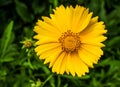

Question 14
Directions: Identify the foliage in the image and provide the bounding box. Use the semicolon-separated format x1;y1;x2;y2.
0;0;120;87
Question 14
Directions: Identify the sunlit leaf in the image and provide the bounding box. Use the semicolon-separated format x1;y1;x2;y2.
0;21;13;57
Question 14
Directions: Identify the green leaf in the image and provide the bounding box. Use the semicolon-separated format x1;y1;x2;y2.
99;0;107;23
32;0;45;14
98;58;111;66
106;36;120;47
63;84;68;87
0;69;7;76
0;57;14;62
108;60;120;73
15;0;34;22
53;0;58;7
0;0;13;6
57;76;61;87
0;21;13;57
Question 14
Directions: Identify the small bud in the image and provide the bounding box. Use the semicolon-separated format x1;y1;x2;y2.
24;40;32;48
20;38;33;49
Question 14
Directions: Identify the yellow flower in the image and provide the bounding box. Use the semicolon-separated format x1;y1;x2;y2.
33;5;107;77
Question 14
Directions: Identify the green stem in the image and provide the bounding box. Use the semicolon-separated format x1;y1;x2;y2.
40;74;53;87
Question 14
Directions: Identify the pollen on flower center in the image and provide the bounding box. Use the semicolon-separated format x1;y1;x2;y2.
59;30;81;53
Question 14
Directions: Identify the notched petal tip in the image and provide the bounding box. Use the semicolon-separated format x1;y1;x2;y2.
41;16;49;21
59;4;65;8
95;16;99;20
105;36;107;39
102;29;107;34
89;12;93;17
33;35;38;39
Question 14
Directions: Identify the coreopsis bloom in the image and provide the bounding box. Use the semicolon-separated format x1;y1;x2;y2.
33;5;107;77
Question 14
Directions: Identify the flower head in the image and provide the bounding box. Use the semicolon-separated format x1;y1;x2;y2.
33;5;107;77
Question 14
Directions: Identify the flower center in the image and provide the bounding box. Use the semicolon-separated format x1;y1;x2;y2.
59;30;81;53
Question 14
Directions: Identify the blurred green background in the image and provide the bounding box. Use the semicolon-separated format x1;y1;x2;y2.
0;0;120;87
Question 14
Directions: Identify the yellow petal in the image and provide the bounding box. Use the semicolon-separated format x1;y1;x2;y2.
71;53;89;77
80;22;107;37
34;35;58;45
50;5;69;33
59;53;68;74
80;35;107;47
34;20;61;37
52;52;66;74
78;48;99;64
40;46;62;63
78;50;94;68
35;43;60;56
71;6;85;32
81;44;103;57
67;53;76;76
88;16;98;26
77;9;93;32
